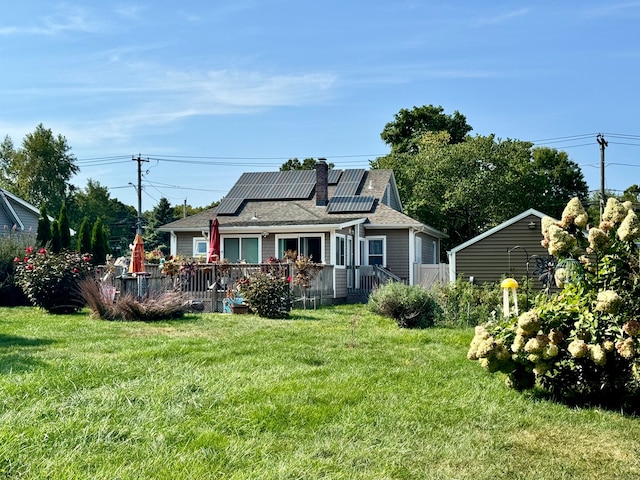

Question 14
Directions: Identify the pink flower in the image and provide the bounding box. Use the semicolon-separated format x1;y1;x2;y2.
83;256;90;262
25;246;33;254
13;256;20;263
287;276;292;282
26;264;33;271
39;248;47;254
23;256;29;262
73;268;79;274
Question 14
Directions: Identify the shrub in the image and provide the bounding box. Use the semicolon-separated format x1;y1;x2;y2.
80;278;186;321
468;197;640;411
368;282;441;329
431;278;502;327
242;271;291;319
0;231;34;306
14;247;94;313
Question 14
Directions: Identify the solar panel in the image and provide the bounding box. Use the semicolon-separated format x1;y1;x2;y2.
328;169;343;185
327;196;375;213
216;197;244;215
334;169;365;196
216;170;316;215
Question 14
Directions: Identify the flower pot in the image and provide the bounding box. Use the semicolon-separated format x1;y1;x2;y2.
231;303;249;314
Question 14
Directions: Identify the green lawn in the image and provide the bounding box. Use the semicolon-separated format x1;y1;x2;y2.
0;305;639;479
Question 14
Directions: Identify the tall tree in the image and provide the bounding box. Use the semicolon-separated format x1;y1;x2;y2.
372;133;588;249
380;105;473;154
76;217;92;254
280;158;335;171
36;205;51;248
91;217;107;265
0;124;78;215
143;197;176;254
51;220;62;254
69;179;137;256
58;203;71;250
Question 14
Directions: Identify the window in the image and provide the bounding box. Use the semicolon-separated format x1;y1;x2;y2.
222;236;259;263
432;240;437;264
415;236;422;264
277;235;323;262
335;235;345;267
193;238;208;258
366;237;385;266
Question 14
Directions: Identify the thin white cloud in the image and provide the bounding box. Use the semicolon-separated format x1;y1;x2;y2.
0;5;103;36
0;60;337;150
473;8;530;27
581;2;640;17
114;4;146;19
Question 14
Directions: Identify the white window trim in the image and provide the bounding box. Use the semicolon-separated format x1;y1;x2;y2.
365;236;386;267
335;233;346;269
221;235;262;263
275;234;325;263
193;237;208;259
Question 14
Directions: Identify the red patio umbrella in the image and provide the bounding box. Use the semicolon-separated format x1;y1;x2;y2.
207;218;221;263
128;233;146;274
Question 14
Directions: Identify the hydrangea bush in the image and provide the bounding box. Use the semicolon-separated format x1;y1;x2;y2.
14;247;94;313
468;197;640;409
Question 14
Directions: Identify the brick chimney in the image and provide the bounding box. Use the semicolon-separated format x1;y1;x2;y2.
315;158;329;207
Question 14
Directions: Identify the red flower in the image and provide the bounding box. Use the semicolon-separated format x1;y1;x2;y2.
39;248;47;254
287;276;292;282
83;256;90;262
73;268;79;274
25;246;33;254
23;256;29;262
13;256;20;263
26;264;33;271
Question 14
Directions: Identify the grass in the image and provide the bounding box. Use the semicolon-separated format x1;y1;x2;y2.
0;305;639;479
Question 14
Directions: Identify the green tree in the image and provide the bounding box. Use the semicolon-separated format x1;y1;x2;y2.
172;200;220;219
69;179;137;256
36;205;51;248
76;217;92;254
58;203;71;250
51;220;62;254
280;158;335;171
529;147;589;219
373;133;588;250
0;124;78;215
143;197;176;254
91;217;107;265
380;105;473;154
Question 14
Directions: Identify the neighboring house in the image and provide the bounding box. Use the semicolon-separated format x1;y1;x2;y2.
447;209;552;289
0;187;40;234
159;160;447;303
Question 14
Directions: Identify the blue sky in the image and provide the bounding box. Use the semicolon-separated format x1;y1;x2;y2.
2;1;640;211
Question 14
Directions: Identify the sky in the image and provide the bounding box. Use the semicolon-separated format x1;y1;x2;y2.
2;1;640;212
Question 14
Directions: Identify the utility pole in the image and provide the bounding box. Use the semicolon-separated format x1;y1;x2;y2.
597;133;608;223
133;154;149;234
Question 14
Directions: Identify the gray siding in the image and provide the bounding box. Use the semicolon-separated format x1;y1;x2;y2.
454;214;549;288
175;232;199;257
366;229;409;282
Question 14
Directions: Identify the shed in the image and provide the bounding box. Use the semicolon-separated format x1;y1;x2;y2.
447;209;552;288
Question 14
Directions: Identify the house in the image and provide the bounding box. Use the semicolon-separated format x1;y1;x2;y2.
0;187;40;234
159;160;447;303
447;208;553;289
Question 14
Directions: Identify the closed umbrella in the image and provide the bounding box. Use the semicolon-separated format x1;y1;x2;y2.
129;233;146;274
207;218;221;263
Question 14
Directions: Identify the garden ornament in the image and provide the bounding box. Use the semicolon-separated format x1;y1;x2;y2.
501;277;519;318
